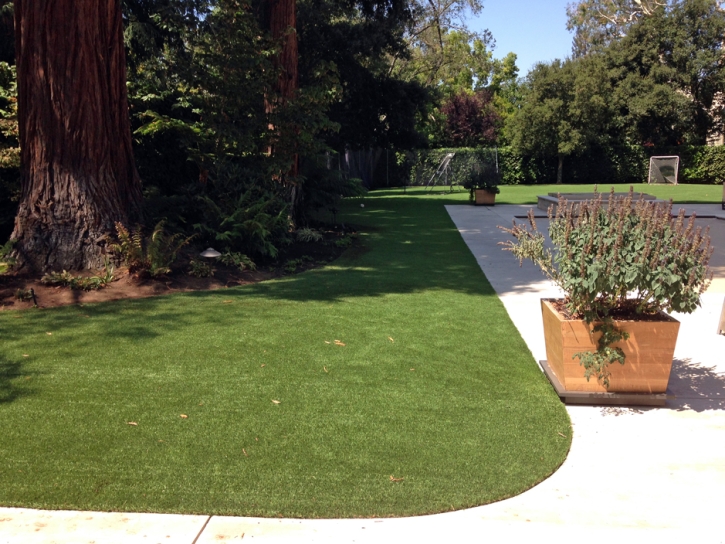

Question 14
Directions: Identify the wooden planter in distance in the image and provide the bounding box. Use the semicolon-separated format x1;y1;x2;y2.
474;189;496;206
541;299;680;394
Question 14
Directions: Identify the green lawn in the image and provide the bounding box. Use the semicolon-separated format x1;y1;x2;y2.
0;190;570;518
405;182;723;205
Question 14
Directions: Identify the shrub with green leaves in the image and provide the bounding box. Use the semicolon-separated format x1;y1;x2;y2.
112;221;192;278
40;263;116;291
500;188;713;385
501;188;713;321
219;251;256;272
188;259;215;278
296;227;323;243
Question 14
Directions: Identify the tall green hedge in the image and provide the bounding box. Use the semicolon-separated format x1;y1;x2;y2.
390;145;725;188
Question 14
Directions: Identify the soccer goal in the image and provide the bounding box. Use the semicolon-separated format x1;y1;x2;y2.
648;156;680;185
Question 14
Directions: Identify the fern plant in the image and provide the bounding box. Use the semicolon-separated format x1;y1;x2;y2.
112;221;193;278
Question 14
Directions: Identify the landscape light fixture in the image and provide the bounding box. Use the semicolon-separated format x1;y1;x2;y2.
200;247;221;260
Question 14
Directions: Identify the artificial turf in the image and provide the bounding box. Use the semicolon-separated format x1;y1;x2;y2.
0;190;571;518
493;182;723;205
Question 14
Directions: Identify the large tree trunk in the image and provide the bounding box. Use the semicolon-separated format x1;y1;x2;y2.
268;0;298;107
265;0;300;220
11;0;142;272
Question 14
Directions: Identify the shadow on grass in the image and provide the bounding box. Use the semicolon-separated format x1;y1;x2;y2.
0;195;501;346
0;355;35;404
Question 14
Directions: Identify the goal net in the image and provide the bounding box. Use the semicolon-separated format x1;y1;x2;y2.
648;156;679;185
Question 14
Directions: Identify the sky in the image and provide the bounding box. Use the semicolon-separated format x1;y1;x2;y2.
467;0;575;77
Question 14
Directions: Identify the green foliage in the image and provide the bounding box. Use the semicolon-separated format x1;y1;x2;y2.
14;288;34;302
219;251;256;272
501;188;713;323
40;263;116;291
0;237;14;272
283;255;314;273
193;166;290;259
334;234;356;248
296;228;323;243
188;259;215;278
506;55;611;183
573;321;630;388
501;188;712;387
406;148;501;190
298;155;367;223
0;61;18;240
112;221;192;278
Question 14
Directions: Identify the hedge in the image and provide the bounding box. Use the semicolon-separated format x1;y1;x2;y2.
386;145;725;188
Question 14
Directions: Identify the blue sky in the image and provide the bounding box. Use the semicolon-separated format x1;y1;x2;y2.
467;0;575;77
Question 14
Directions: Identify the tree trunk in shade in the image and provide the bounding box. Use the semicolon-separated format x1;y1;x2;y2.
557;154;564;185
11;0;142;272
266;0;299;178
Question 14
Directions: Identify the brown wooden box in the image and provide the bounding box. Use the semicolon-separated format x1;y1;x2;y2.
474;189;496;206
541;299;680;393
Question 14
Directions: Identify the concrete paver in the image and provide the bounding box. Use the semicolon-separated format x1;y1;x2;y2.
0;508;209;544
1;202;724;543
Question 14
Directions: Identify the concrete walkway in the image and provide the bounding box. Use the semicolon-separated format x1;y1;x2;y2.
2;203;724;544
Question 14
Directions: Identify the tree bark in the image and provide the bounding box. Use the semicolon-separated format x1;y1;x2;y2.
268;0;298;107
557;154;564;185
266;0;298;170
11;0;142;272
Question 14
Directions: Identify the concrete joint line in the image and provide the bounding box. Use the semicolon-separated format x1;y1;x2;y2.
191;515;212;544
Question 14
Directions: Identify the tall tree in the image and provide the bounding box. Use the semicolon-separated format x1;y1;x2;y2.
11;0;142;272
506;57;611;184
566;0;670;56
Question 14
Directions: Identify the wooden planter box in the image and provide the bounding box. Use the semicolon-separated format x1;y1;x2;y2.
541;299;680;393
474;189;496;206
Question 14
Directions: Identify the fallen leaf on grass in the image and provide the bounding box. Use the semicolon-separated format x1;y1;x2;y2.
388;337;394;343
180;414;188;419
323;366;328;373
389;475;404;482
22;354;29;358
557;432;566;438
271;400;281;405
410;368;415;371
334;340;345;346
46;332;52;336
127;422;138;426
324;341;331;344
242;448;248;457
261;364;266;367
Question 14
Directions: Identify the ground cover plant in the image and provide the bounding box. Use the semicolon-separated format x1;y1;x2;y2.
0;190;570;518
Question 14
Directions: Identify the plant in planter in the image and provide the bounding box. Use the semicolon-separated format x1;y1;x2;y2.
462;165;500;205
499;188;713;393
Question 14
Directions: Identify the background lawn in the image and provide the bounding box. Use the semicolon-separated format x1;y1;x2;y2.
400;183;723;205
0;191;571;518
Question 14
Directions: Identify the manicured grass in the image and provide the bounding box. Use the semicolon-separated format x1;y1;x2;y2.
0;191;571;518
406;183;723;205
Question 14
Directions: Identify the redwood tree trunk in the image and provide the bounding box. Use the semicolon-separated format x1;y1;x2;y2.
11;0;142;272
557;154;564;185
266;0;299;175
268;0;298;106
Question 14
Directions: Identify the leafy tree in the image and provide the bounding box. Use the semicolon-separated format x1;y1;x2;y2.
440;90;500;147
506;56;612;184
567;0;671;56
297;0;429;150
604;0;725;145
